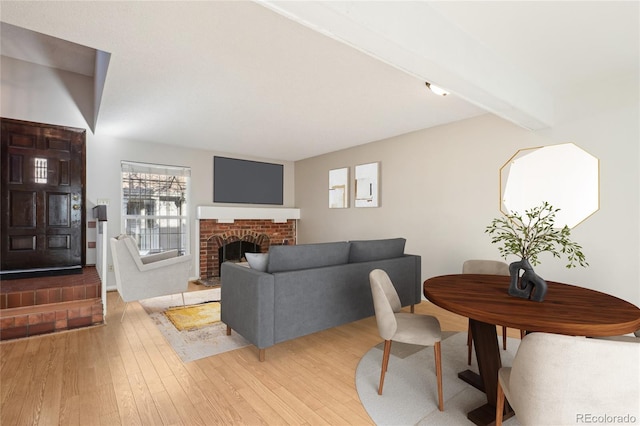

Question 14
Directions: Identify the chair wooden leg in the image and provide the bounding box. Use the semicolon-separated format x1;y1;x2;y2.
496;378;505;426
226;325;231;336
502;326;507;350
259;348;265;362
467;322;473;365
378;340;392;395
410;304;415;313
434;341;444;411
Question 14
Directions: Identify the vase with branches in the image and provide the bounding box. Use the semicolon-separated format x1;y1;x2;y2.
485;202;588;301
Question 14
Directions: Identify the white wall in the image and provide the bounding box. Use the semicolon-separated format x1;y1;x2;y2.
295;110;640;306
0;56;91;129
1;57;296;287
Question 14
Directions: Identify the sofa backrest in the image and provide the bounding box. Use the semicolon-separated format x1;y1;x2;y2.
348;238;406;263
267;241;351;273
266;238;408;273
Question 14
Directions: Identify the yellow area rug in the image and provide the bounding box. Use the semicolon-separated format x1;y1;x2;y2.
140;289;250;363
164;301;220;331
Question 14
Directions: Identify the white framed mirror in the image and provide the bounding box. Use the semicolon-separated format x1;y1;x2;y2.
329;167;349;208
355;162;380;208
500;143;599;228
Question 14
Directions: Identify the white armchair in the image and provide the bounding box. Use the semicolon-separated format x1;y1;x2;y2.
110;235;192;320
496;332;640;425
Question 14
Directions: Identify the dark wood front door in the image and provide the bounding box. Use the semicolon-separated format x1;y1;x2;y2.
1;118;86;277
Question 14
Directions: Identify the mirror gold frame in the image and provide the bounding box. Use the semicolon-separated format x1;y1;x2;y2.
500;143;599;228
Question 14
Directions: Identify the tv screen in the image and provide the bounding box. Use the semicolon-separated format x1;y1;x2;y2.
213;156;283;205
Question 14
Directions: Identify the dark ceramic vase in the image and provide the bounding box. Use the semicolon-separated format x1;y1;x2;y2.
508;258;548;302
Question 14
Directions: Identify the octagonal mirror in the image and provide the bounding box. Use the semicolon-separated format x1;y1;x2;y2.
500;143;599;228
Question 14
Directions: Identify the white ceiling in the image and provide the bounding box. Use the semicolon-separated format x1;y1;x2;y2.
0;1;637;162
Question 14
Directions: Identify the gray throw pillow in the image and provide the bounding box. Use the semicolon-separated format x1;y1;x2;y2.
245;253;269;272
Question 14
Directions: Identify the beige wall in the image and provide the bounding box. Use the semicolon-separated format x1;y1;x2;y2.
295;111;640;305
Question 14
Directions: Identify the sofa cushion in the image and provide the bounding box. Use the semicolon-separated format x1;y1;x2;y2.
267;242;351;273
245;253;269;272
348;238;406;263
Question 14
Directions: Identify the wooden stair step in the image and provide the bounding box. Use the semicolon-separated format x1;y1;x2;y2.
0;298;104;341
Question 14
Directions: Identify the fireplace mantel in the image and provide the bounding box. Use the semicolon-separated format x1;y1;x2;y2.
196;206;300;223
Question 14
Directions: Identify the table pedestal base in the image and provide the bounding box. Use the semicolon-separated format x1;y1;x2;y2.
461;320;514;426
468;402;514;426
458;369;484;392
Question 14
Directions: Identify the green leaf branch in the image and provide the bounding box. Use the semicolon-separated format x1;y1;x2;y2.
485;202;588;268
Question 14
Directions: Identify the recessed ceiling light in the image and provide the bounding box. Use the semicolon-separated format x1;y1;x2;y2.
425;82;449;96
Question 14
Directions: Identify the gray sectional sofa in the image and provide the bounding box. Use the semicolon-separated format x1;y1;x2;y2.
221;238;421;360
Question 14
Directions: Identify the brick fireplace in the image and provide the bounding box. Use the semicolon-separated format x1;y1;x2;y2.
196;207;300;279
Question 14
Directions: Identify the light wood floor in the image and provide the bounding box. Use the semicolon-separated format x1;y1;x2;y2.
1;286;518;425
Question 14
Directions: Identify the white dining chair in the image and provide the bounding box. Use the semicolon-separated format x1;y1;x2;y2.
369;269;444;411
496;332;640;425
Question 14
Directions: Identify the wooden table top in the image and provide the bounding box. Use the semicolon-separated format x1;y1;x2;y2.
424;274;640;337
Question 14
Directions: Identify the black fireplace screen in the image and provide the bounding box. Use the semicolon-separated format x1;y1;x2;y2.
218;241;260;275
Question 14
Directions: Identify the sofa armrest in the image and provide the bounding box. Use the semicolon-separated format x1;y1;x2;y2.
407;254;422;305
220;262;276;349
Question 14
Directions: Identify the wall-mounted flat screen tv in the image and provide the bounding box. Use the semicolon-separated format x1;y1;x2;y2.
213;156;283;205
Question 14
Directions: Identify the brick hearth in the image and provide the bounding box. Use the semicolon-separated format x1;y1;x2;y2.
0;267;103;340
199;219;296;279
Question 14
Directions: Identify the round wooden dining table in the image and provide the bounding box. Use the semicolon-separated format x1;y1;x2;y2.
423;274;640;426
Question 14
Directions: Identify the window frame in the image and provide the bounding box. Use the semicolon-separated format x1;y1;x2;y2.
120;161;191;255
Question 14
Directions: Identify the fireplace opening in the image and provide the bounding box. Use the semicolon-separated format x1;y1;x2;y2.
200;220;294;280
218;241;261;275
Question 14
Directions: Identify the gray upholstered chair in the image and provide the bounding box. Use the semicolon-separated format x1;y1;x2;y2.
110;235;192;321
369;269;444;411
496;332;640;425
463;259;525;364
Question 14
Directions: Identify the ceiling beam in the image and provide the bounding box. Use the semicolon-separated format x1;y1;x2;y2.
259;1;554;130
